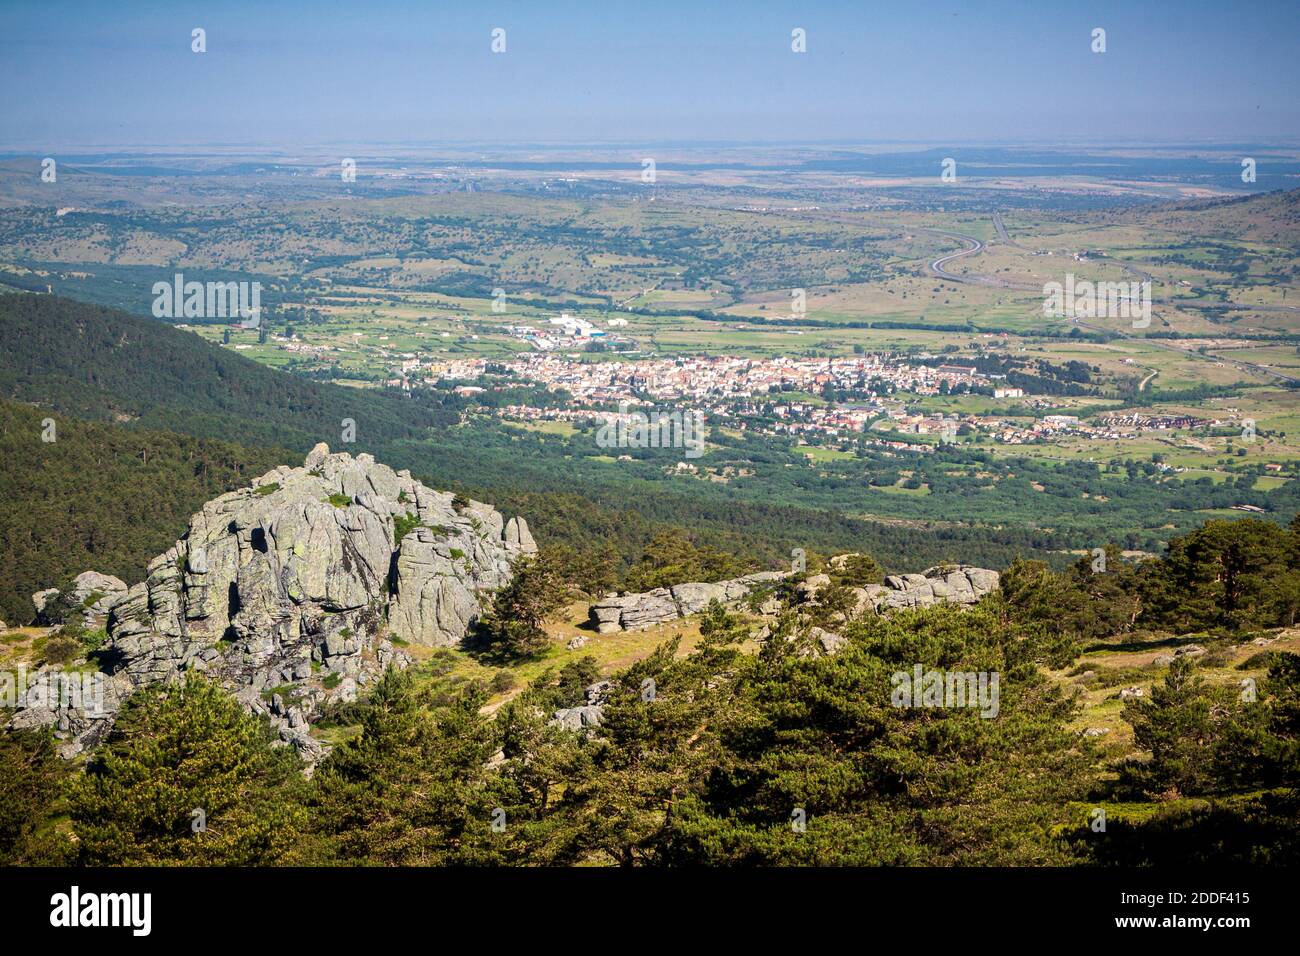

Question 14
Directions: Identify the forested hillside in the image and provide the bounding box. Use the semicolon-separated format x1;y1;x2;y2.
7;519;1299;866
0;293;456;449
0;397;286;623
0;293;1071;620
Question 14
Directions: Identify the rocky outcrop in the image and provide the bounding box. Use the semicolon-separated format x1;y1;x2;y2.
589;571;786;633
850;566;1000;614
387;499;522;648
31;589;59;619
552;680;612;730
13;444;536;759
7;669;133;758
589;565;1000;634
31;571;128;627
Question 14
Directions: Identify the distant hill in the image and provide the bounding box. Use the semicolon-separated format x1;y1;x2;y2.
1114;187;1300;246
0;293;457;451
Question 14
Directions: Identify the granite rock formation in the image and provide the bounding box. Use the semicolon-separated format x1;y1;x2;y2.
12;444;536;758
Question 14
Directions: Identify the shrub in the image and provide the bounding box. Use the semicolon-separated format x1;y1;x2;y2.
476;551;569;660
41;635;82;666
829;553;884;587
79;628;109;653
393;512;422;546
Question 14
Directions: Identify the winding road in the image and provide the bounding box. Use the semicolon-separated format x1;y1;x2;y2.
926;229;1012;287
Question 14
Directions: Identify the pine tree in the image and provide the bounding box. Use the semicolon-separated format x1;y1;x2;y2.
1122;656;1223;797
308;667;506;865
69;675;307;865
477;550;570;660
0;723;67;864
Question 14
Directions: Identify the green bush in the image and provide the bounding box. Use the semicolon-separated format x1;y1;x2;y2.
41;635;82;666
393;512;422;546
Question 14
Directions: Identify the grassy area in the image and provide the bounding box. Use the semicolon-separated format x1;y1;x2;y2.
1057;628;1300;759
506;419;579;438
801;445;856;462
386;601;710;716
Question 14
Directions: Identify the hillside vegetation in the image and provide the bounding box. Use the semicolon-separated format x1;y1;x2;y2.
0;293;1081;619
5;519;1298;866
0;397;285;623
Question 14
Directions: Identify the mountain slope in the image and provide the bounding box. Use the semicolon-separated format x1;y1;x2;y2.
0;292;1067;608
0;292;456;450
0;396;286;623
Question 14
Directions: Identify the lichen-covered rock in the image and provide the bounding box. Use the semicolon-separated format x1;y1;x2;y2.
108;445;530;662
388;501;523;647
588;564;999;634
389;531;483;647
552;704;604;730
868;566;999;612
7;669;133;759
504;515;537;551
669;581;730;616
31;588;60;619
15;445;534;761
551;680;613;730
589;571;788;632
618;588;681;630
30;571;127;627
811;627;848;655
795;574;831;602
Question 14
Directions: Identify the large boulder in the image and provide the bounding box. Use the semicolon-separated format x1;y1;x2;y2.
551;680;613;730
869;566;999;611
31;571;127;627
388;527;488;647
15;445;536;760
30;588;59;620
589;571;788;632
669;581;729;616
618;589;680;630
71;571;128;616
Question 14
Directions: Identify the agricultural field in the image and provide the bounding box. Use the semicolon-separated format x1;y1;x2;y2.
2;144;1299;555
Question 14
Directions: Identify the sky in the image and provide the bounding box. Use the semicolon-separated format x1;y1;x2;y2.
1;0;1298;148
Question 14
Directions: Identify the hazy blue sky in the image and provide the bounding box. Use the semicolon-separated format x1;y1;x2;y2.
2;0;1297;147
